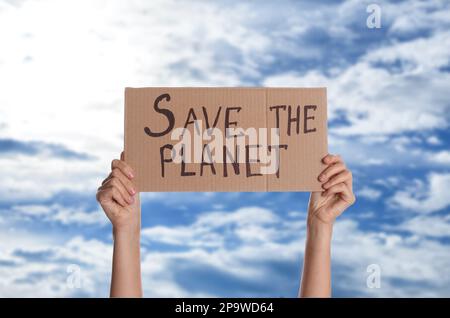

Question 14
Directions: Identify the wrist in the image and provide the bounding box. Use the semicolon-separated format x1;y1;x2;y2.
113;225;140;242
306;217;333;241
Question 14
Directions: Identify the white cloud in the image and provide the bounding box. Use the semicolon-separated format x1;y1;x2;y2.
426;135;441;145
357;186;382;201
389;173;450;213
374;177;400;188
0;0;274;150
0;154;103;202
391;215;450;238
142;206;450;297
142;207;299;248
0;0;355;202
5;203;108;226
264;22;450;168
0;0;276;202
0;0;450;298
264;25;450;137
332;219;450;297
429;151;450;164
0;233;112;297
0;0;449;200
1;205;450;297
386;0;450;36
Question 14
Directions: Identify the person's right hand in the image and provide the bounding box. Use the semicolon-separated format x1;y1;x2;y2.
96;152;140;234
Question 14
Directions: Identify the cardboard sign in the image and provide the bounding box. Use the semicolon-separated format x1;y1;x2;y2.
124;87;327;192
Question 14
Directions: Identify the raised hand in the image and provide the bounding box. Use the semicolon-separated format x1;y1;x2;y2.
96;152;140;233
308;154;355;226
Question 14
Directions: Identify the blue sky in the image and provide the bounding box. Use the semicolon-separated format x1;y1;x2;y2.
0;0;450;297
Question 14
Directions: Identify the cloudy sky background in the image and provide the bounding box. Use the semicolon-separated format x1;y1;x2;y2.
1;0;450;297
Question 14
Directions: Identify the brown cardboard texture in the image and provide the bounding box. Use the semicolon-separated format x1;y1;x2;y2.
124;87;327;192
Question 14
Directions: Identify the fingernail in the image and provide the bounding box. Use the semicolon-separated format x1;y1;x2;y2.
319;175;325;181
129;172;134;179
131;189;136;195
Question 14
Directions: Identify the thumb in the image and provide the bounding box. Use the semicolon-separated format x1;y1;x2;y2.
308;191;325;210
310;191;323;201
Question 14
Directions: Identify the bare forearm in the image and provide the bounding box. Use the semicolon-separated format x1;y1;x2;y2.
299;154;355;297
299;222;333;297
110;229;142;297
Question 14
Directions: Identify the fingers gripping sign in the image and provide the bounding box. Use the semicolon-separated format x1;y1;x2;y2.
308;154;356;225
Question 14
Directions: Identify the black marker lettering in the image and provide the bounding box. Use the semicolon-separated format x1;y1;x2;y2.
144;93;175;137
160;144;173;178
304;105;317;134
269;105;286;130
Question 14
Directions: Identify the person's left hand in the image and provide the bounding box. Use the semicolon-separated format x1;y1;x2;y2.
308;154;356;227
